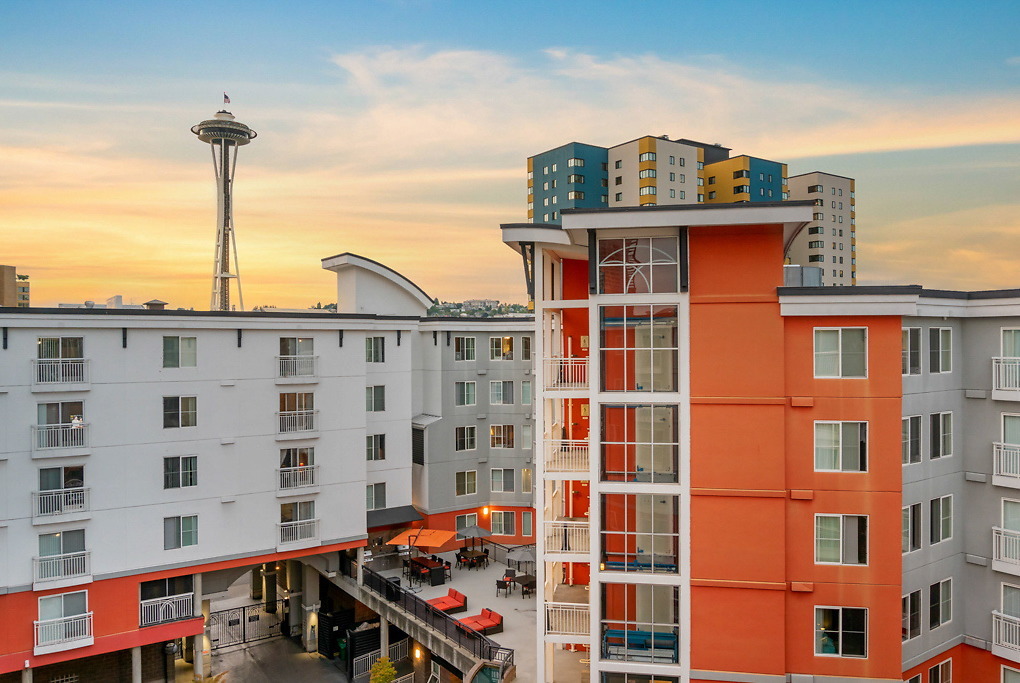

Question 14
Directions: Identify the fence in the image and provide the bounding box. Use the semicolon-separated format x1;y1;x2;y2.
486;542;536;574
352;638;410;680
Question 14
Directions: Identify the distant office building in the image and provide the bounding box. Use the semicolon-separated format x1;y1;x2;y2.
0;264;30;307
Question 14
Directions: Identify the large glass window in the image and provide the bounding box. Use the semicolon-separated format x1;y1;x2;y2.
601;404;678;483
600;583;679;662
600;305;678;392
597;237;678;294
601;494;679;573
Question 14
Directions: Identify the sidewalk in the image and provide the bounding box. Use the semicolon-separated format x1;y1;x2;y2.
189;638;351;682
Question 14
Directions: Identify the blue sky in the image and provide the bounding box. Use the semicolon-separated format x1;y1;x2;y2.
1;0;1018;306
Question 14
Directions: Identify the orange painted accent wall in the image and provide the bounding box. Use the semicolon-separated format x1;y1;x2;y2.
902;642;1020;681
420;505;536;550
561;259;589;300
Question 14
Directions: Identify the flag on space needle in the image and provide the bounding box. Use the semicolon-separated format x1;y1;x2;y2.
223;92;230;104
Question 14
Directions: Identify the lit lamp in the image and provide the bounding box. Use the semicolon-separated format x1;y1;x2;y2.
415;647;422;660
482;507;489;516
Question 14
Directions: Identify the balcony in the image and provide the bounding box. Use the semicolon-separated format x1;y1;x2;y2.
545;602;590;640
993;611;1020;663
32;487;90;523
34;613;93;655
276;355;317;383
993;358;1020;400
278;465;318;493
140;592;195;627
32;359;90;391
279;519;319;548
993;527;1020;575
33;551;91;589
32;424;90;456
995;443;1020;488
276;410;317;440
544;357;588;391
544;440;589;479
545;521;590;556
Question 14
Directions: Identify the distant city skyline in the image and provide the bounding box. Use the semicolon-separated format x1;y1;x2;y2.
1;0;1018;308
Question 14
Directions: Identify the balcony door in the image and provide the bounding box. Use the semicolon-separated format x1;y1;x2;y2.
39;466;84;491
1005;330;1020;358
1005;584;1020;619
38;591;88;643
38;402;83;426
38;337;83;360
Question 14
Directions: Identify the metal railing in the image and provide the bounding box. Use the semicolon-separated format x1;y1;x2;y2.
279;519;319;544
996;443;1020;481
278;410;317;433
277;355;317;378
34;551;90;582
994;611;1020;652
394;674;414;683
35;612;93;648
33;424;89;450
545;602;590;636
544;440;589;475
994;527;1020;566
33;487;90;517
33;359;89;384
351;563;514;676
278;465;317;489
486;542;536;574
994;357;1020;391
544;357;588;390
140;592;194;627
352;638;411;680
545;521;590;553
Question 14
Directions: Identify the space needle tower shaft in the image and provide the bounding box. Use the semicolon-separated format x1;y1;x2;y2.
191;110;257;311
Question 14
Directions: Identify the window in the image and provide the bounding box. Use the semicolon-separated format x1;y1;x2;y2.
521;467;533;492
813;212;825;220
521;380;532;405
601;195;608;203
814;422;867;472
280;447;313;469
366;336;385;362
522;510;533;536
930;327;952;373
815;515;867;565
162;336;197;368
279;337;314;376
902;415;921;464
568;174;584;184
708;191;716;200
163;396;197;428
454;336;475;361
808;184;823;193
735;169;750;179
902;328;921;375
808;227;823;234
163;456;197;489
679;190;685;200
456;470;477;496
668;172;675;181
907;676;920;683
601;404;679;483
600;306;678;392
929;660;951;683
37;591;88;643
366;483;386;510
567;157;584;167
490;424;515;448
808;255;824;262
455;381;476;406
708;176;716;185
366;434;385;461
567;191;585;200
455;513;477;531
522;424;533;450
490;336;513;361
551;195;557;204
808;240;824;249
491;468;515;492
669;189;675;198
366;386;385;412
903;503;921;552
930;412;953;459
930;579;952;629
542;166;548;175
668;156;675;165
697;177;704;186
140;575;193;602
639;186;656;196
638;169;656;179
615;192;622;202
601;584;679;662
602;494;680;573
814;328;866;378
491;510;515;535
815;606;867;657
279;392;314;431
490;380;514;405
1004;666;1020;683
615;160;622;169
455;426;476;451
615;176;622;185
931;495;953;544
733;185;750;194
902;590;921;641
521;336;532;361
164;515;198;549
38;465;84;503
38;529;85;577
638;152;655;162
698;193;704;201
597;237;679;295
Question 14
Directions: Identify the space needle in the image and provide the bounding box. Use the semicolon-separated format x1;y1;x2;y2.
191;106;257;311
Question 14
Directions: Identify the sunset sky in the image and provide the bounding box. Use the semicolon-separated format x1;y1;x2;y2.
2;1;1018;309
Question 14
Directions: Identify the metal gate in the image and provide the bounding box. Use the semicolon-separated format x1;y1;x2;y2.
208;600;286;650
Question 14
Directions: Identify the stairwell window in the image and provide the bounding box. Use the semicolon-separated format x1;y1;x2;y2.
638;186;656;196
366;434;385;461
814;606;867;658
814;328;867;378
638;152;656;162
814;422;867;472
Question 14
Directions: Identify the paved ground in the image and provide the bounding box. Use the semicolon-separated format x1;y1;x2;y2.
176;638;350;682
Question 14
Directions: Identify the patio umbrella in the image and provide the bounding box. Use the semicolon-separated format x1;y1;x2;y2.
387;528;457;549
506;546;536;563
456;524;491;550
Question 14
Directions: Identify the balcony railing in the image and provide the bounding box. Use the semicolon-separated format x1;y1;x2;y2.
277;355;317;378
34;551;90;582
33;359;89;385
544;357;588;390
33;487;90;518
544;439;589;475
33;424;89;450
140;592;194;627
994;611;1020;654
545;521;590;553
545;602;590;636
278;465;318;490
996;443;1020;482
278;410;317;434
995;358;1020;392
994;527;1020;567
35;612;93;649
279;519;319;545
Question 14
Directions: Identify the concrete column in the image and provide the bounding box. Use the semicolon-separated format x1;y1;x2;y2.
302;562;321;653
192;634;204;681
379;615;389;656
356;547;365;585
131;646;142;683
287;559;303;637
263;562;278;613
21;667;32;683
250;565;263;600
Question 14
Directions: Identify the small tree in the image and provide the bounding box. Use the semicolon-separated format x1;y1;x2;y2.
369;655;397;683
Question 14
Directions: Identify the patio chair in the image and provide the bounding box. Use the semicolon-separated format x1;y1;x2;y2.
503;569;516;579
495;579;510;598
482;548;490;567
444;561;453;580
402;559;412;579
